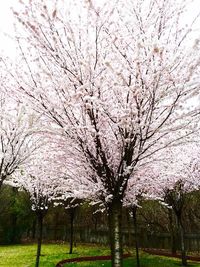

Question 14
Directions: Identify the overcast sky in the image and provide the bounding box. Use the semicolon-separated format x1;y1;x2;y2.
0;0;199;58
0;0;16;57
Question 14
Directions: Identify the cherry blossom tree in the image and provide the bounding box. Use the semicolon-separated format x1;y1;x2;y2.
151;145;199;266
8;132;92;266
10;0;200;266
8;141;69;267
0;92;42;190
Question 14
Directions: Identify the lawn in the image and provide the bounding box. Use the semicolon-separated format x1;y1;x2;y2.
63;251;200;267
0;243;200;267
0;243;110;267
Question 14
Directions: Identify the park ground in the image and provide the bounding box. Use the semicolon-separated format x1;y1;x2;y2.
0;243;200;267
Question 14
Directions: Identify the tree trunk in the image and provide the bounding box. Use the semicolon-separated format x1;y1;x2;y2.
132;206;140;267
177;215;187;266
108;200;123;267
126;210;132;247
168;209;177;255
69;208;75;254
35;211;43;267
179;221;187;266
0;179;3;190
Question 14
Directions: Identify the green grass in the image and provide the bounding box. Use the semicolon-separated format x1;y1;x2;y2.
63;251;200;267
0;243;110;267
0;243;200;267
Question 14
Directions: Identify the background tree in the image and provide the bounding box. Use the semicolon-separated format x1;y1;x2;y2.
55;189;84;254
152;145;199;266
0;90;43;250
8;141;69;267
0;184;33;244
64;199;81;254
124;165;156;267
0;92;41;189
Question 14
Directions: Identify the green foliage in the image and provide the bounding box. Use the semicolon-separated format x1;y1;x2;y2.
0;185;34;244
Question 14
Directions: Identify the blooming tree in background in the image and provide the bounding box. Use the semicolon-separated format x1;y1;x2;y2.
124;166;156;267
55;194;83;254
53;155;90;255
8;139;71;267
0;91;42;189
7;132;97;267
8;0;200;266
150;144;200;266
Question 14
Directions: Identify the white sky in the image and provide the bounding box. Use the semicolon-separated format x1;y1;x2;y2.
0;0;16;57
0;0;199;58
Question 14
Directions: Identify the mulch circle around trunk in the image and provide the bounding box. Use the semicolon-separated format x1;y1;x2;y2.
143;248;200;262
56;253;131;267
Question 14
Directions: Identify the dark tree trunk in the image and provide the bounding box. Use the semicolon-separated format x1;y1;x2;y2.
168;209;177;255
69;208;75;254
165;185;187;266
179;219;187;266
175;213;187;266
108;199;123;267
126;210;132;247
132;206;140;267
35;211;44;267
92;214;98;231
